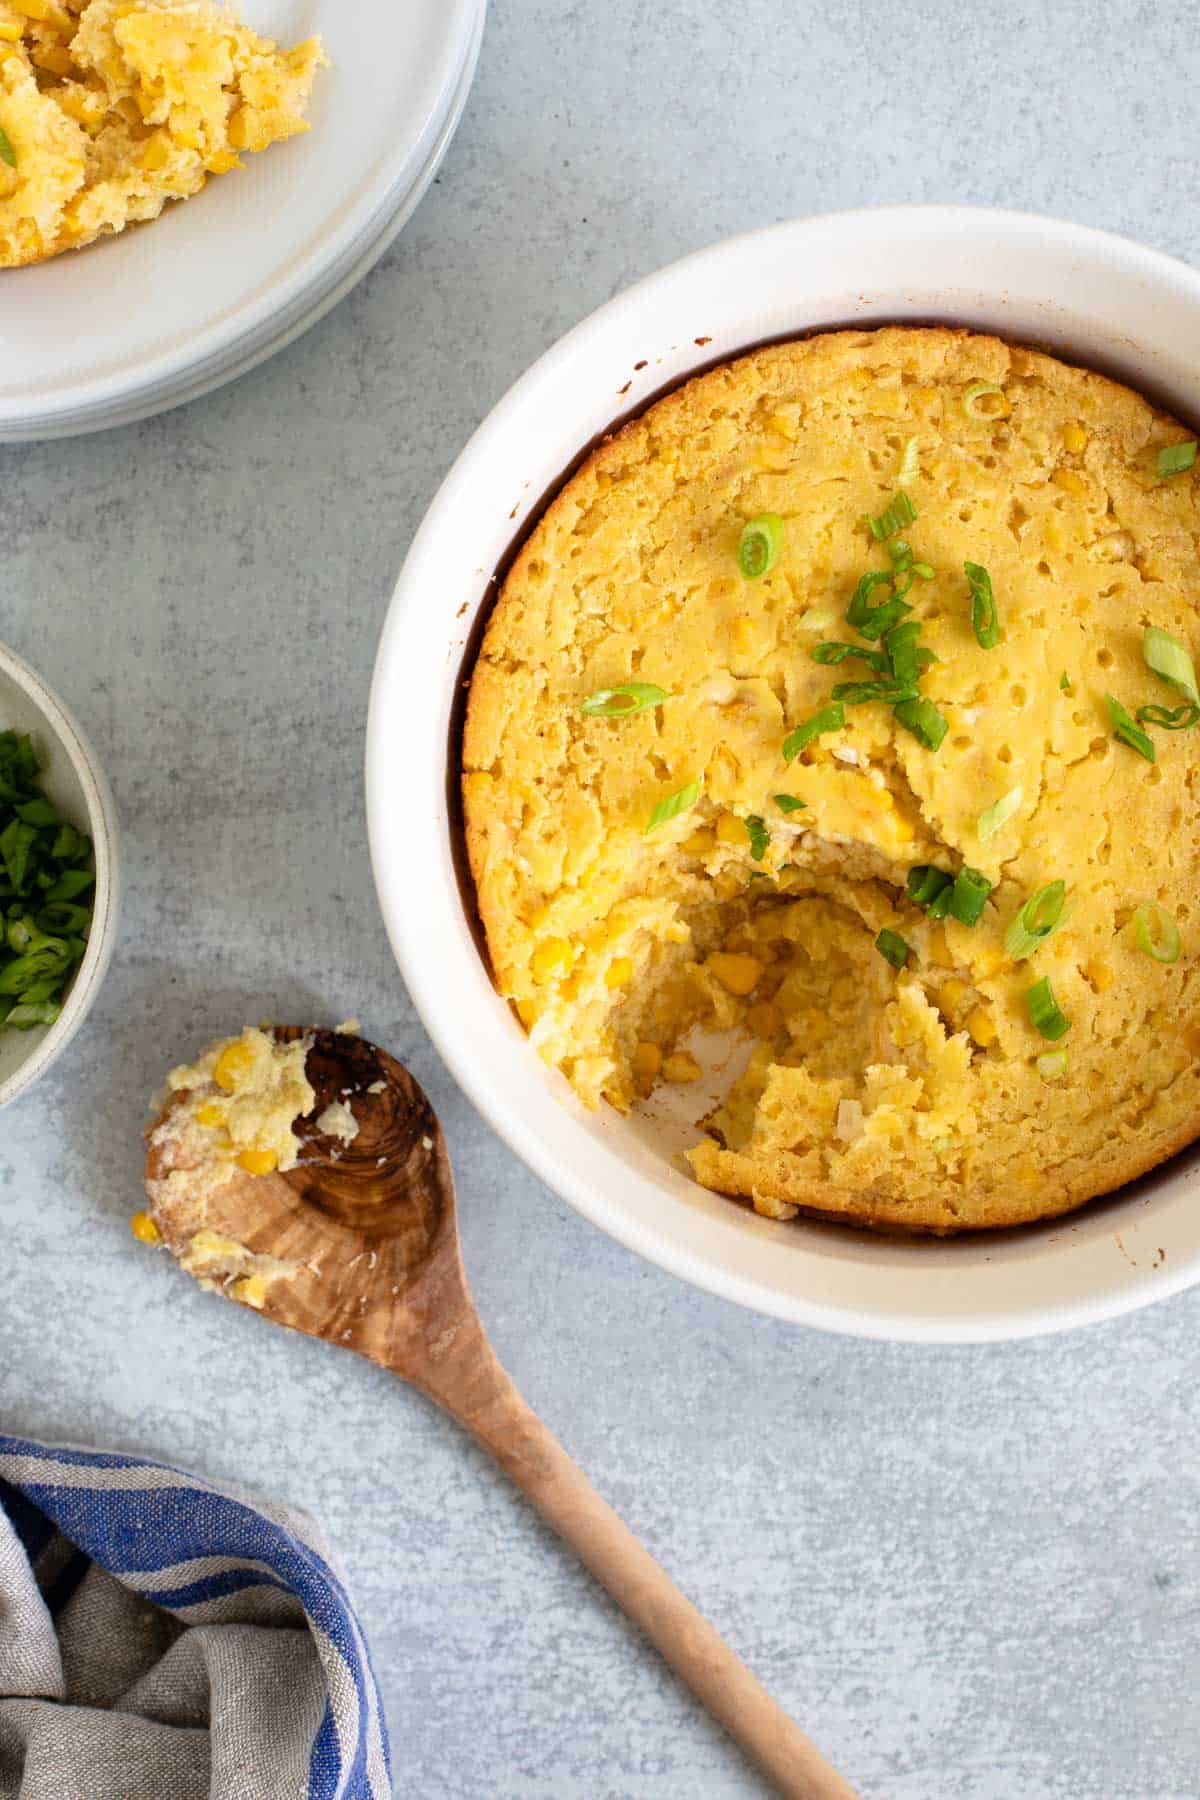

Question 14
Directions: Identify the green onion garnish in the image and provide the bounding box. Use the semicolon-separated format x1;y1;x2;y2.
773;794;806;814
797;603;839;632
783;702;845;763
977;785;1023;840
1143;625;1199;703
961;380;1007;421
906;865;952;908
1133;901;1181;964
580;682;669;717
897;437;919;484
645;780;701;832
830;678;919;707
912;561;936;580
1106;693;1156;762
1026;976;1070;1041
1136;701;1200;731
0;732;93;1038
812;642;888;671
875;928;911;970
887;538;914;574
1003;880;1067;960
1157;441;1197;477
963;561;1000;649
1036;1049;1069;1080
0;126;15;171
864;490;917;541
893;695;948;752
745;815;769;860
946;867;991;926
1059;671;1073;694
737;513;785;580
846;570;913;640
883;619;926;686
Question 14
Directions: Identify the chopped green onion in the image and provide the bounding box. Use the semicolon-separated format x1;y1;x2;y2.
1059;671;1073;694
747;870;769;884
846;570;913;640
797;603;839;632
864;490;917;541
893;695;948;752
962;380;1007;421
773;794;806;814
645;780;701;832
912;561;936;581
897;437;919;484
947;867;991;926
1133;901;1181;964
580;682;669;717
1143;625;1199;703
1003;880;1067;960
884;619;924;686
783;703;845;763
906;865;952;908
887;538;914;574
1136;701;1200;730
875;928;911;970
977;785;1023;840
830;678;919;707
963;561;1000;649
1036;1049;1069;1080
1106;692;1156;762
744;814;769;860
1157;441;1197;477
812;641;888;671
737;513;785;580
0;126;14;171
1026;976;1070;1041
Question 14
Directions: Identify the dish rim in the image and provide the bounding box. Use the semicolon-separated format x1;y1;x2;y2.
367;204;1200;1341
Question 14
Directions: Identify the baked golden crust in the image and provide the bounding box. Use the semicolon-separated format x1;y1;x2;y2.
462;326;1200;1233
0;0;325;270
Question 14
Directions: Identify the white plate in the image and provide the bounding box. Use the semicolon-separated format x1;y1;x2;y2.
368;207;1200;1344
0;0;483;440
0;642;120;1109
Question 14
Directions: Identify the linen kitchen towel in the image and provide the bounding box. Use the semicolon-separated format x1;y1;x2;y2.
0;1435;390;1800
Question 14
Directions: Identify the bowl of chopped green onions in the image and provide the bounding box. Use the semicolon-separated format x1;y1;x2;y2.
0;641;119;1109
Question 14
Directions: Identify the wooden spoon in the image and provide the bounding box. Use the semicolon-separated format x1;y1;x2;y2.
145;1027;857;1800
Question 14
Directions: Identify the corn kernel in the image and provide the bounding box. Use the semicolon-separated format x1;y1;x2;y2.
633;1041;662;1087
938;979;968;1011
605;956;633;990
716;812;750;847
236;1147;278;1176
965;1007;996;1047
730;617;756;655
745;999;783;1038
213;1042;255;1091
204;149;241;175
12;0;72;26
0;22;21;40
227;104;257;151
1063;422;1088;454
194;1101;226;1130
682;826;715;857
890;813;916;843
707;951;765;997
232;1275;267;1310
663;1051;702;1083
531;936;572;982
140;134;171;171
927;926;950;964
516;997;538;1027
974;947;1005;979
1052;468;1087;497
1086;957;1114;993
129;1210;161;1245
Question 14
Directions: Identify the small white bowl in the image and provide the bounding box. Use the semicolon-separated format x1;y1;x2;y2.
0;642;119;1109
368;207;1200;1342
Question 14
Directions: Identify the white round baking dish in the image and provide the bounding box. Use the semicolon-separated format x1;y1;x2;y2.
368;206;1200;1342
0;642;119;1109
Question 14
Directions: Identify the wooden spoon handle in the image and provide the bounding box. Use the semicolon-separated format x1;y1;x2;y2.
404;1314;858;1800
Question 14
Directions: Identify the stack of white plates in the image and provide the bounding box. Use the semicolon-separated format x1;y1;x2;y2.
0;0;484;442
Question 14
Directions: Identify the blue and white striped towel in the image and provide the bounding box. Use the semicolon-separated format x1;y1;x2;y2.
0;1435;391;1800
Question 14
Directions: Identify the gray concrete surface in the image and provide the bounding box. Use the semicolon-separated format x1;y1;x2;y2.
2;2;1200;1794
